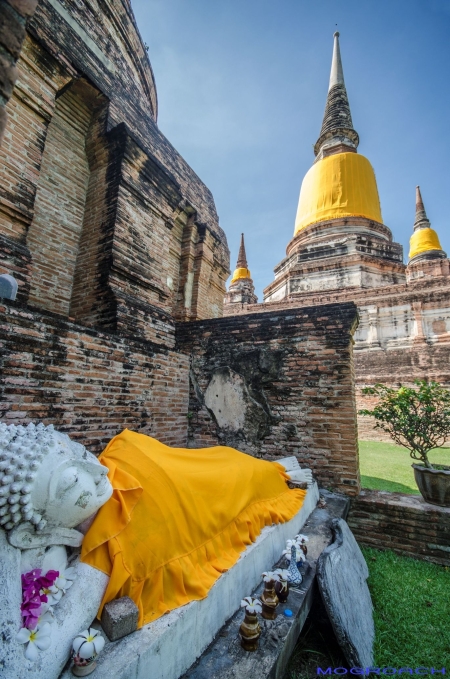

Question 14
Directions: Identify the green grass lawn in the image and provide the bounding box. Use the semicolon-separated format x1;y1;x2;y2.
359;440;450;493
287;548;450;677
363;547;450;669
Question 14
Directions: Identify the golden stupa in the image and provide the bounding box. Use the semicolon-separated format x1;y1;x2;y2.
294;32;382;236
409;186;445;260
230;233;252;284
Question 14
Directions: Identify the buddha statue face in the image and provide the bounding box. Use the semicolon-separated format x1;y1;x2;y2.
0;423;113;536
34;444;112;530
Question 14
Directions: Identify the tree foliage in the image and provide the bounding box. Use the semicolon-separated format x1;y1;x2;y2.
359;380;450;468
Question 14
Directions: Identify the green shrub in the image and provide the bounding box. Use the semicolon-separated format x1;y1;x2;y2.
359;380;450;469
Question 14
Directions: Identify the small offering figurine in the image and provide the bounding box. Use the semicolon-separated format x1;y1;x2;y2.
273;568;290;603
294;533;309;557
283;536;308;566
260;571;279;620
286;545;303;586
239;597;262;651
71;628;105;676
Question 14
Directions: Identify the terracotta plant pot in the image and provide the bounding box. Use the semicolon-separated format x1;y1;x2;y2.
413;464;450;507
261;579;279;620
274;579;289;603
239;610;261;651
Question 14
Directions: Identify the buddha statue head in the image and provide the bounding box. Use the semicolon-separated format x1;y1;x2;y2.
0;422;113;549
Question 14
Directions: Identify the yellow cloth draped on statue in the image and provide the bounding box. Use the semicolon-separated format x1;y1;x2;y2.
81;429;306;628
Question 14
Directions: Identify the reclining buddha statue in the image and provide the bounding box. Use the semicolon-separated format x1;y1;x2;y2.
0;422;312;678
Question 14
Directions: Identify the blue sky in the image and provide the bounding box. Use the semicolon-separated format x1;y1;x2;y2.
132;0;450;299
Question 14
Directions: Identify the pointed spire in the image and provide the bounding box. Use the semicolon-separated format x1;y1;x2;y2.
329;31;345;89
225;233;258;304
236;233;248;269
314;32;359;158
414;186;430;231
408;185;446;262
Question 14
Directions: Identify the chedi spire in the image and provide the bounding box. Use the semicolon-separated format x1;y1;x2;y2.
236;233;249;269
224;233;258;306
314;32;359;158
408;186;446;262
413;185;431;231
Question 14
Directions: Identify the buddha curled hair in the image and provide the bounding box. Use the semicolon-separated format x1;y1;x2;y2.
0;422;56;531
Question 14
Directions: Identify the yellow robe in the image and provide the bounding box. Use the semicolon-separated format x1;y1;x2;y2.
81;429;306;627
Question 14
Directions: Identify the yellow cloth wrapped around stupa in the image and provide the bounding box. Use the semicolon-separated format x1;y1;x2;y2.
231;267;251;283
81;429;306;628
409;227;443;260
294;152;382;234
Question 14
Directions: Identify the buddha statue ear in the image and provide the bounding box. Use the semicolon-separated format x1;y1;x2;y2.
7;522;84;550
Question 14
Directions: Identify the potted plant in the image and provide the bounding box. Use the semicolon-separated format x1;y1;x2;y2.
359;380;450;507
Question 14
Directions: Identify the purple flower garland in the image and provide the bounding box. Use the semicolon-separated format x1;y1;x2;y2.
21;569;59;630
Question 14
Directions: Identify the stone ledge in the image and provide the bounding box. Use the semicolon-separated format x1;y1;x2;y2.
60;484;321;679
348;489;450;566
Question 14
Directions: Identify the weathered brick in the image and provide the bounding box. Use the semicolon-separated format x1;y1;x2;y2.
0;301;190;450
5;0;38;18
0;0;230;324
348;490;450;566
0;1;26;60
177;303;360;496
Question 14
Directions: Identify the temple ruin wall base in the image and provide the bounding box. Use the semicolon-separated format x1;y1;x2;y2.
348;489;450;566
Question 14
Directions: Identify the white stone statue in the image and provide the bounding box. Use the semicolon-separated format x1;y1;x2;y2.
0;422;113;679
0;423;314;679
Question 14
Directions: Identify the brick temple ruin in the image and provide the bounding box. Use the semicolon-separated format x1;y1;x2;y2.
0;0;363;496
224;33;450;442
0;0;448;582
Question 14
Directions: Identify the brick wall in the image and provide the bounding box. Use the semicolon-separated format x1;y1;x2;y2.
0;0;38;144
355;338;450;441
0;1;229;323
348;490;450;566
70;96;110;325
0;36;64;245
0;300;189;452
26;83;93;314
225;276;450;442
177;303;361;496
